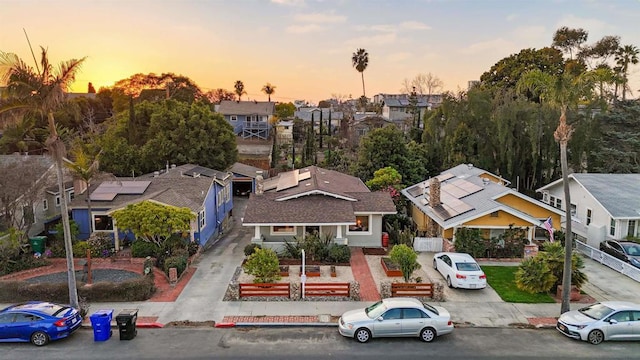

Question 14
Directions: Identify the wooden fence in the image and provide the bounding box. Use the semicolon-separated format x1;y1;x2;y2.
390;283;433;298
303;283;350;298
239;283;290;297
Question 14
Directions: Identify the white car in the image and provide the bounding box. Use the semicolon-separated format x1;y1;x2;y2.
433;252;486;289
556;301;640;345
338;297;454;343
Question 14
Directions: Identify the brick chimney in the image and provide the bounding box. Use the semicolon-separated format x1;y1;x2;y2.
429;177;441;207
255;171;264;195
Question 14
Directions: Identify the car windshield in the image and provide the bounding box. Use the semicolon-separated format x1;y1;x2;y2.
423;303;439;315
456;262;480;271
365;301;387;319
579;303;615;320
622;243;640;256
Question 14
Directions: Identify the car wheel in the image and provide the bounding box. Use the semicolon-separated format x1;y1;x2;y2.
354;328;371;343
447;276;453;288
587;329;604;345
433;259;437;270
30;331;49;346
420;327;437;342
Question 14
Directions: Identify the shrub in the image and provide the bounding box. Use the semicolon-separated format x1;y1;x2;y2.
280;238;302;259
454;228;486;258
327;244;351;263
0;254;48;276
87;233;113;258
131;240;160;258
389;244;421;282
72;241;90;258
243;248;281;283
539;242;587;291
164;254;188;278
515;257;556;293
244;243;262;257
187;241;200;257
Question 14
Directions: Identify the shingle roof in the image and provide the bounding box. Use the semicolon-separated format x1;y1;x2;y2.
242;166;396;224
294;108;344;122
218;100;275;116
571;174;640;218
229;162;266;178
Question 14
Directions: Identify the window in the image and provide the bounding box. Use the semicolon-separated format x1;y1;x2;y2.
199;210;206;228
348;215;369;232
43;199;48;211
609;311;631;323
628;220;637;238
403;308;428;319
610;218;616;236
55;195;61;207
94;215;114;231
230;115;237;121
549;196;555;207
68;190;75;202
22;205;34;224
382;308;402;320
586;209;592;225
272;225;296;235
555;198;562;209
570;204;577;218
542;193;549;203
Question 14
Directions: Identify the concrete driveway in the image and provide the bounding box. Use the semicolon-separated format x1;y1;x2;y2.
578;255;640;302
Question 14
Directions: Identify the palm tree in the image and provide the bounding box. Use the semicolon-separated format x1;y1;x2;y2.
352;48;369;98
517;65;596;314
614;44;639;100
262;83;276;102
234;80;246;101
0;47;86;309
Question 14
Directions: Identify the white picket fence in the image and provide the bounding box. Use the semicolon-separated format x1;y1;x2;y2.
575;240;640;283
413;237;443;252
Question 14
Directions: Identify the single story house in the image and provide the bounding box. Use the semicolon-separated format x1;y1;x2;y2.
402;164;564;246
68;164;233;249
242;166;397;252
536;173;640;248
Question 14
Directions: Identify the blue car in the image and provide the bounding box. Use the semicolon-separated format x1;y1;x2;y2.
0;301;83;346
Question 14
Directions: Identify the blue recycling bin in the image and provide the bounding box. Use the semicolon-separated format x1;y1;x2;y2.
89;309;114;342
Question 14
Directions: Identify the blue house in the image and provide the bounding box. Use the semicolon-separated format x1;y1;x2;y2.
68;164;233;249
216;100;275;140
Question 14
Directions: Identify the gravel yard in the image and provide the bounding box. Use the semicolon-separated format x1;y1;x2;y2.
237;264;355;283
24;269;142;284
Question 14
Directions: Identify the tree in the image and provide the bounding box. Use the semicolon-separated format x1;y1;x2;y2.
274;102;295;119
203;88;235;104
112;73;203;103
111;200;195;247
401;73;444;104
517;64;596;314
589;100;640;172
389;244;421;282
242;247;281;283
365;166;402;191
352;48;369;98
234;80;246;101
552;26;588;60
480;47;565;91
353;125;411;183
262;83;276;102
0;46;86;309
614;45;639;100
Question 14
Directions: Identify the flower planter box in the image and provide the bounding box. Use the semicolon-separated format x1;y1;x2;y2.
279;265;289;277
300;265;321;277
381;257;403;277
556;285;581;301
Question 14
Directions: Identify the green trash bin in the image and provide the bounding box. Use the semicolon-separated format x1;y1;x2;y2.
29;236;47;254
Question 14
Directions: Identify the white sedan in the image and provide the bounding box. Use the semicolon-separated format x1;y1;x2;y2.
433;252;486;289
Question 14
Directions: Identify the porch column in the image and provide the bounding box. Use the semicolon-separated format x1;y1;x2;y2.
336;224;342;238
254;226;261;239
113;222;120;251
527;226;533;244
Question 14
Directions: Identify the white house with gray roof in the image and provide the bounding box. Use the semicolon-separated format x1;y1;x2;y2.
536;173;640;248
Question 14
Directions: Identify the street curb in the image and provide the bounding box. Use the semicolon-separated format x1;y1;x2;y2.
234;323;338;327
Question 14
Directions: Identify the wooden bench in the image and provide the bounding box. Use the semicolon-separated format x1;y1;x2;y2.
391;283;433;298
303;282;350;297
239;283;290;298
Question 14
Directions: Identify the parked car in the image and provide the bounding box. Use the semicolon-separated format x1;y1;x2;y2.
556;301;640;345
599;240;640;268
338;297;453;343
433;252;487;289
0;301;83;346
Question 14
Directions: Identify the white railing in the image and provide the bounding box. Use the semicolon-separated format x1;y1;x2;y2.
575;240;640;283
413;237;443;252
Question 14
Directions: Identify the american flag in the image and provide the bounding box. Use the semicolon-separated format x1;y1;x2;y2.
543;217;554;242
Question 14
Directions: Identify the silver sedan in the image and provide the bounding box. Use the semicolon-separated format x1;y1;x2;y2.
338;297;454;343
556;301;640;345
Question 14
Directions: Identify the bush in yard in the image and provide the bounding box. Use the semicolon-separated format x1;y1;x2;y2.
131;239;160;258
515;256;556;294
72;241;90;258
539;241;587;291
243;247;281;283
389;244;421;282
244;243;262;257
454;227;486;258
164;254;188;278
327;244;351;263
87;233;114;258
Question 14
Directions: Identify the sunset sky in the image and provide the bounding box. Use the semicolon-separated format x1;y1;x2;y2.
2;0;639;104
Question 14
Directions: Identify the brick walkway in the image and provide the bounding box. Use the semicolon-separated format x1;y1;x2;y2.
350;247;381;301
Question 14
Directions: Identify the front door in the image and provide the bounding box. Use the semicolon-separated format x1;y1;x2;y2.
305;226;320;237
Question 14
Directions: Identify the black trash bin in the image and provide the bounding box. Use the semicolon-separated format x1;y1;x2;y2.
115;309;138;340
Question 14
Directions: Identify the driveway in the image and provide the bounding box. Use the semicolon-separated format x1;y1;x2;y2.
578;255;640;302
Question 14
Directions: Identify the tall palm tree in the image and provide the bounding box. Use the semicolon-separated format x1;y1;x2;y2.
0;47;86;309
614;44;639;100
517;65;596;314
262;83;276;102
352;48;369;98
234;80;246;101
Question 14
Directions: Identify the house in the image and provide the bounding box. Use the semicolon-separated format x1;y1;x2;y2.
68;164;233;249
294;107;344;135
242;166;397;251
228;162;268;197
536;174;640;248
349;115;395;145
217;100;275;140
0;154;74;238
401;164;563;247
275;120;294;145
374;93;443;123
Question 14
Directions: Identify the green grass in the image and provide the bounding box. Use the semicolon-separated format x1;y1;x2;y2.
481;265;556;303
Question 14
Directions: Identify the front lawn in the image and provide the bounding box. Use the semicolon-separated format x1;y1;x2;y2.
481;265;555;303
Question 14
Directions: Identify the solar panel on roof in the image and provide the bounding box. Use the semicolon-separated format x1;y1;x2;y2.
89;192;117;201
262;178;278;191
276;170;299;191
441;183;467;198
407;185;424;197
437;173;455;182
298;171;311;181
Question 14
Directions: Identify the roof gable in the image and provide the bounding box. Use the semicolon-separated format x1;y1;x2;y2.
218;100;275;116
